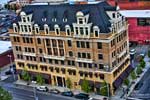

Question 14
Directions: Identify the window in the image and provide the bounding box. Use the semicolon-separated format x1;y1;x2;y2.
56;28;60;35
66;29;71;36
81;41;85;48
28;25;31;32
35;27;39;33
27;17;30;21
67;40;72;47
55;60;59;64
137;18;150;26
52;39;57;47
97;42;102;49
37;38;41;44
98;54;103;59
45;28;49;34
86;42;90;48
87;53;91;59
77;41;80;48
39;48;43;53
59;49;64;56
61;61;64;65
47;48;52;55
99;74;104;80
80;27;84;35
78;52;81;58
85;27;89;35
99;64;104;69
23;17;26;22
112;13;115;18
75;27;78;35
69;51;73;57
24;25;27;32
95;30;99;37
79;18;83;24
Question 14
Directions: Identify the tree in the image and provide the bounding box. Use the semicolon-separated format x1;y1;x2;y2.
66;78;72;89
140;59;146;68
136;66;142;75
99;82;108;96
123;78;130;86
81;78;91;93
36;74;44;85
22;68;31;82
130;71;136;80
148;50;150;58
0;86;12;100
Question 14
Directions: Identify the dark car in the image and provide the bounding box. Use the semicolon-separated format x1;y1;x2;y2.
49;89;60;94
61;91;74;97
74;93;90;100
5;70;12;75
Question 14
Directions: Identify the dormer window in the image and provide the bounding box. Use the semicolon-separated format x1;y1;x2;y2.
44;24;49;34
23;17;26;22
27;17;30;22
112;13;115;18
65;25;71;36
28;25;31;32
79;18;84;24
63;18;67;22
13;23;18;33
34;24;39;34
54;24;60;35
52;11;57;22
93;26;100;37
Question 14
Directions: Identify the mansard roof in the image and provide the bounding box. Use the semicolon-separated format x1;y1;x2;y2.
19;1;117;33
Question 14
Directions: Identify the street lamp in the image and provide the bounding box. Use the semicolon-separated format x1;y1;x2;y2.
7;54;15;80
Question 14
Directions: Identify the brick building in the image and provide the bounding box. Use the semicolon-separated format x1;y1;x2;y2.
9;0;132;95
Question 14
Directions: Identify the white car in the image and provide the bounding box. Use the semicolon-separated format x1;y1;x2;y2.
31;81;37;84
36;86;49;92
130;49;136;55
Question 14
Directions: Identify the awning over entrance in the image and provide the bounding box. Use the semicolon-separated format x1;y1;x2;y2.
126;65;134;74
79;79;94;87
113;77;123;88
120;71;128;80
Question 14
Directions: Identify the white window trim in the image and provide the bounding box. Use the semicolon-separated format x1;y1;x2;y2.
65;25;71;36
54;24;60;35
34;24;39;34
13;23;18;33
93;26;100;37
44;24;49;35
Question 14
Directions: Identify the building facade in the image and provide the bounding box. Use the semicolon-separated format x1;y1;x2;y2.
120;10;150;44
9;1;131;95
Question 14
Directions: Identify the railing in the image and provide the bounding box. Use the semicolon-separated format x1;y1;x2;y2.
43;54;65;60
22;52;36;56
75;58;93;63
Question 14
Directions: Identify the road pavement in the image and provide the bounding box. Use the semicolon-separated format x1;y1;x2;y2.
0;75;75;100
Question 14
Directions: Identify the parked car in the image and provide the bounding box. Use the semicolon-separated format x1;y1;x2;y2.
31;81;37;84
74;93;90;100
49;89;60;94
5;70;12;75
61;91;74;97
130;49;136;55
36;86;49;92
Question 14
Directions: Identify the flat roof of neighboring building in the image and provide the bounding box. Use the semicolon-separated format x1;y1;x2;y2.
0;40;12;54
119;10;150;18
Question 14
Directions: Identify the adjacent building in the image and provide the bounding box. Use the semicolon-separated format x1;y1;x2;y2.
9;0;132;95
120;10;150;44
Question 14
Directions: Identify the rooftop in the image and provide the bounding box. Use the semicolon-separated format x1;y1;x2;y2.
119;10;150;18
0;40;12;54
18;1;117;33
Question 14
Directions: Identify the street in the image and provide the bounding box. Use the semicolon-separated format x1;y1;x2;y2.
0;75;75;100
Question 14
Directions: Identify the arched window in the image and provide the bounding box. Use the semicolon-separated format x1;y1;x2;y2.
65;25;71;36
34;24;39;34
44;24;49;34
13;23;18;33
54;24;60;35
93;26;100;37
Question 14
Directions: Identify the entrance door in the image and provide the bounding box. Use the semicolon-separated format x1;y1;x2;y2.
57;76;63;87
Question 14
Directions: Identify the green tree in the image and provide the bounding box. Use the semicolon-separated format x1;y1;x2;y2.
81;78;91;93
123;78;130;86
99;82;108;96
148;50;150;58
130;71;136;80
66;78;72;89
140;59;146;68
36;74;44;85
22;68;31;82
136;66;142;75
0;86;12;100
